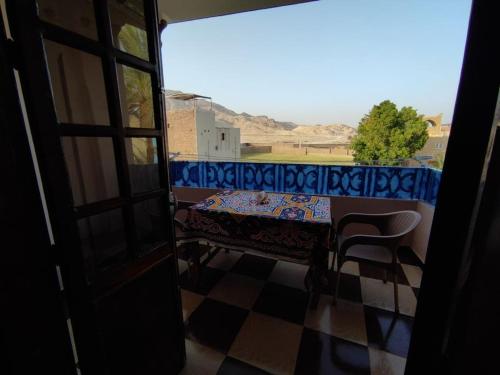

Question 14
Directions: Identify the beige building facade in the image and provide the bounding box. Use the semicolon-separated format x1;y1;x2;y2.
413;114;451;166
167;103;241;161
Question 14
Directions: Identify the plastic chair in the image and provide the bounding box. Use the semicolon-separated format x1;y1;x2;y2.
332;210;421;313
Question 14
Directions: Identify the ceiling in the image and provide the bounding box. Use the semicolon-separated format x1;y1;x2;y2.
157;0;315;24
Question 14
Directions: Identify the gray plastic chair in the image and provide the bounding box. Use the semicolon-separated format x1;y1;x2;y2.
332;210;421;313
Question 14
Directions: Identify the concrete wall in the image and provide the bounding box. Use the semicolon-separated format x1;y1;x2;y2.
241;145;273;154
272;143;352;156
413;114;450;166
413;201;435;263
214;121;241;160
172;186;434;263
196;109;240;160
194;107;214;159
171;161;442;205
414;135;449;161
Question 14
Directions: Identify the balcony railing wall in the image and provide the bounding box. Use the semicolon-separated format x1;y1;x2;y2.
170;161;441;206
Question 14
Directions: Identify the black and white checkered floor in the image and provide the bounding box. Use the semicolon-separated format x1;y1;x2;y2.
178;246;423;375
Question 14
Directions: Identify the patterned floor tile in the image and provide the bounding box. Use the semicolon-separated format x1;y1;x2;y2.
179;266;226;295
268;261;309;291
181;339;225;375
358;263;409;286
360;277;417;317
217;357;271;375
208;250;243;271
340;260;361;276
228;312;303;375
178;258;189;275
400;264;423;288
253;282;309;325
412;287;419;298
304;295;367;346
231;254;277;280
208;273;265;309
323;271;363;303
330;254;360;276
397;247;423;268
294;328;370;375
185;298;249;353
181;289;205;321
364;306;414;358
368;348;406;375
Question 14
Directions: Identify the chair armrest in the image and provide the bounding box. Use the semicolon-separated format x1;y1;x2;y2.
337;212;390;234
339;234;399;258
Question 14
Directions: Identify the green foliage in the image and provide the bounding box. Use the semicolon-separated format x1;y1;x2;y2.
118;23;149;61
351;100;428;165
118;24;155;162
119;23;152;130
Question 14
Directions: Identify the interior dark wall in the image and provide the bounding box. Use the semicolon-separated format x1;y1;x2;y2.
406;0;499;373
0;9;75;375
447;128;500;374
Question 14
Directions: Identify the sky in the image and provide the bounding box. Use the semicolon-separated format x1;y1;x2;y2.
161;0;471;127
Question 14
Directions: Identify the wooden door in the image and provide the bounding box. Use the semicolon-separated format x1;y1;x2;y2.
5;0;185;374
0;5;75;374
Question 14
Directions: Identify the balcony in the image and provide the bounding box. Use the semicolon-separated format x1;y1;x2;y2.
170;160;438;373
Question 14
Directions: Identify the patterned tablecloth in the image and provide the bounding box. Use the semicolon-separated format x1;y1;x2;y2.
184;190;332;263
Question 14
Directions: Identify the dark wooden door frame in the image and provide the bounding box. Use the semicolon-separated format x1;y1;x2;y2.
0;7;76;375
406;1;499;373
5;0;184;373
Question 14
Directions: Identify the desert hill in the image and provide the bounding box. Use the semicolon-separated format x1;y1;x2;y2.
165;90;357;144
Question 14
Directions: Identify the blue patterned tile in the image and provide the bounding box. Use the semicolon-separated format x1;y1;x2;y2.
325;166;366;196
169;161;442;206
241;163;277;191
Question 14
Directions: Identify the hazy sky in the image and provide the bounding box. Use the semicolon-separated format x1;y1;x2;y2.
161;0;471;127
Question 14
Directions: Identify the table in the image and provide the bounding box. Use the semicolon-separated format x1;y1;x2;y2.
182;190;333;308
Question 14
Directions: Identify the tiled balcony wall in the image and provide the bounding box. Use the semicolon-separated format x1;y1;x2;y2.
170;161;442;206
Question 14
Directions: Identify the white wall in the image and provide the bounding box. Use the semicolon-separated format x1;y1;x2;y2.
195;107;215;158
195;107;240;160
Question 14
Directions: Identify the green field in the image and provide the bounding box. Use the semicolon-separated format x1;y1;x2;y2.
240;152;354;165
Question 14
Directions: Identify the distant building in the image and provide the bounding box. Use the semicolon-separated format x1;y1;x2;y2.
412;114;450;166
166;93;241;160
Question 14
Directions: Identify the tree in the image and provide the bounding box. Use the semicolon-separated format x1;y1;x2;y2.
351;100;428;165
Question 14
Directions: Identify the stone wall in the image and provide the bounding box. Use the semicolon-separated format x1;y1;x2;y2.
166;109;197;155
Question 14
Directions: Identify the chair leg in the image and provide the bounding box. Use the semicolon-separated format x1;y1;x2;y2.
393;271;399;314
330;249;337;271
333;258;342;305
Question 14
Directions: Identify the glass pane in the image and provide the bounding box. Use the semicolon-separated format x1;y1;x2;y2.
61;137;120;206
78;209;127;281
44;40;110;125
37;0;98;40
126;138;159;194
118;64;155;128
133;197;167;255
109;0;150;61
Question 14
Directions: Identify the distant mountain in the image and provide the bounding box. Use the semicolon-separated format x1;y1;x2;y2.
165;90;357;144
